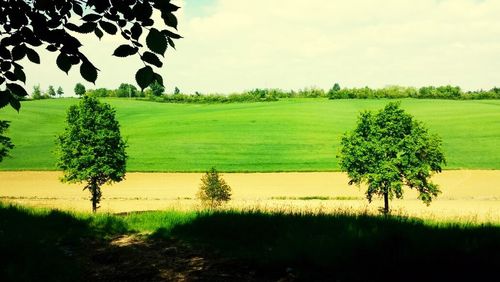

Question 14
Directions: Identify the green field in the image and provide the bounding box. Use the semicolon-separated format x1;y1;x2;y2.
0;98;499;171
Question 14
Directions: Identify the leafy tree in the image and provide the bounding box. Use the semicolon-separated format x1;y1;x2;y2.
174;86;180;95
56;96;127;212
56;86;64;98
149;81;165;97
0;120;14;163
31;84;44;100
0;1;181;110
74;83;86;97
338;102;446;214
47;85;56;97
116;83;138;98
197;167;232;209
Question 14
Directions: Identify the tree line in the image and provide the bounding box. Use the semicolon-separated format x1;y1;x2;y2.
60;83;500;103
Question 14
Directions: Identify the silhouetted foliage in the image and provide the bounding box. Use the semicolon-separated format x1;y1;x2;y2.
0;0;181;110
338;102;446;214
56;96;127;212
197;167;232;209
0;120;14;162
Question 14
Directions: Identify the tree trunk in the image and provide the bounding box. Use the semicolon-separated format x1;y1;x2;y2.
90;179;99;213
383;191;389;214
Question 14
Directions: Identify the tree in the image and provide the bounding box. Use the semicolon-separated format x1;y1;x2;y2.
0;1;181;111
31;84;43;100
116;83;138;98
149;80;165;97
56;96;127;212
174;86;180;95
197;167;232;209
56;86;64;98
0;120;14;163
327;83;341;99
47;85;56;97
74;83;86;97
338;102;446;214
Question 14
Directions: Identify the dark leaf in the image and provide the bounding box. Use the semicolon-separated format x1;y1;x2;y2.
0;76;5;85
46;45;58;52
94;27;104;39
9;96;21;112
99;21;118;35
0;45;10;59
80;59;98;84
153;72;164;87
142;51;163;68
6;83;28;97
113;45;138;57
162;29;182;39
146;28;167;56
73;3;84;16
82;14;102;22
0;90;10;109
162;12;178;29
65;23;80;32
1;61;11;72
78;22;97;34
13;65;26;83
57;52;72;74
5;71;17;81
167;37;176;49
26;47;41;64
12;45;27;61
135;66;154;90
131;23;142;40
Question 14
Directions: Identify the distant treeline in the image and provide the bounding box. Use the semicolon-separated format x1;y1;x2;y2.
33;82;500;102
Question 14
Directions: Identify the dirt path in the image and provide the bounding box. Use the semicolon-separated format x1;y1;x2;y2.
1;171;499;221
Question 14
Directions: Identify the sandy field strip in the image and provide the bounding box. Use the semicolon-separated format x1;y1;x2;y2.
1;171;499;221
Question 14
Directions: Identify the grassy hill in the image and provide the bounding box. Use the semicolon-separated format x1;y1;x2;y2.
0;98;499;171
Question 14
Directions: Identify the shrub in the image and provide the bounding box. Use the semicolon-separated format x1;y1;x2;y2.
197;167;232;209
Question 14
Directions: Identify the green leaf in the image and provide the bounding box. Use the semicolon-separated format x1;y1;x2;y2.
80;59;98;84
113;45;138;57
142;51;163;68
135;66;154;90
146;28;167;56
6;83;28;97
57;52;72;74
99;21;117;35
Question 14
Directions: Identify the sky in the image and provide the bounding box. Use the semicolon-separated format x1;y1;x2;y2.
20;0;500;95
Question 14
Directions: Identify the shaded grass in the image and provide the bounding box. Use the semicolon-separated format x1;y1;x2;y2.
1;98;499;171
2;202;500;281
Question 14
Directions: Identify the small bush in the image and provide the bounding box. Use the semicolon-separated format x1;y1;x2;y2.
197;167;232;209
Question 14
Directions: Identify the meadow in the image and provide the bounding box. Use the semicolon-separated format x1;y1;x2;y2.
0;98;499;172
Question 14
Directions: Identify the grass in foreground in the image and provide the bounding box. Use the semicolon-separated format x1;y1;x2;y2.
0;98;499;171
1;202;499;281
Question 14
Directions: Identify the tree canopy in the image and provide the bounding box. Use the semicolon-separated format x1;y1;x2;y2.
0;0;181;111
0;120;14;163
338;102;446;213
56;96;127;212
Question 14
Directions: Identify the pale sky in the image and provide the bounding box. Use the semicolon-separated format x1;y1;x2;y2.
21;0;500;95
